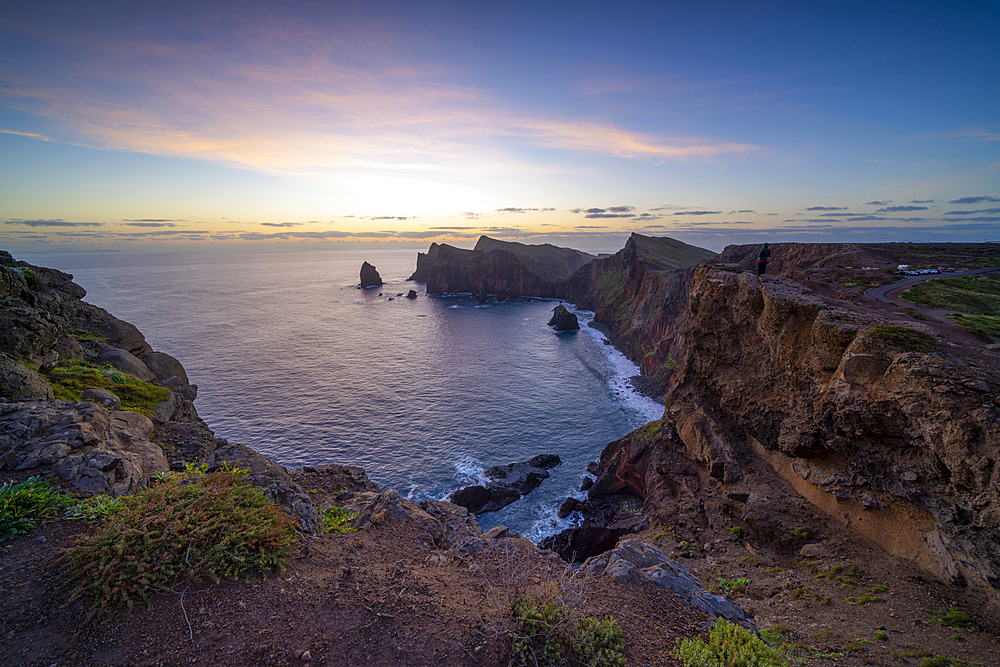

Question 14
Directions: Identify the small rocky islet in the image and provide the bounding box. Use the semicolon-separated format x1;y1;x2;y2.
2;239;999;666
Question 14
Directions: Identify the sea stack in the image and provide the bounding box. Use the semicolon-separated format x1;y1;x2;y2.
360;261;383;288
548;304;580;331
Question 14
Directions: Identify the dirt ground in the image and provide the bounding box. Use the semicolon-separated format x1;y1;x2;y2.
0;505;710;667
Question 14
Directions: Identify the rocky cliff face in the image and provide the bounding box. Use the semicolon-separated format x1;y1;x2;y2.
0;252;321;530
413;235;597;298
580;262;1000;608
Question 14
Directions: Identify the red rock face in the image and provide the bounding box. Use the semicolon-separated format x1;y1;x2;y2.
586;261;1000;609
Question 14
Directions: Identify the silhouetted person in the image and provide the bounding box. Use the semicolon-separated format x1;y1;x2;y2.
757;243;771;276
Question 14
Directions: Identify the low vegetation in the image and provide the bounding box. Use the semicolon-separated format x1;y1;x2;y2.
899;274;1000;314
947;313;1000;343
42;360;170;417
61;466;299;617
322;506;359;533
927;607;974;629
0;476;73;541
675;619;788;667
509;582;626;667
865;325;935;352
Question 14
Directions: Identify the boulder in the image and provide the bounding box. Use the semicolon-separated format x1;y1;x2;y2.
0;399;167;496
351;489;445;548
81;388;121;411
360;261;383;288
547;304;579;331
449;454;561;514
582;538;758;632
406;289;418;299
140;351;189;384
0;357;54;400
92;343;154;381
419;498;483;548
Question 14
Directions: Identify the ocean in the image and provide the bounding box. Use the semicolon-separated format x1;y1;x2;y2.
17;247;662;541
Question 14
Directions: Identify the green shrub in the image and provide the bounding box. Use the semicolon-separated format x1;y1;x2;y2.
510;583;625;667
760;625;792;646
676;619;788;667
927;607;973;629
0;476;73;541
61;469;298;617
7;265;37;286
716;576;749;594
43;360;170;417
322;506;359;533
64;494;127;522
865;325;935;352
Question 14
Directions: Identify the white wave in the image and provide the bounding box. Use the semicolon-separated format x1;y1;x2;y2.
571;306;664;427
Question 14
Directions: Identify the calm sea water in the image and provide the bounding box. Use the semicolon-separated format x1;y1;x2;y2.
17;247;661;540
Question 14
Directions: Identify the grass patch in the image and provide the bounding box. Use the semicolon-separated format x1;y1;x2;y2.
64;494;127;522
0;476;73;541
510;582;625;667
816;563;862;587
792;527;810;539
715;576;749;595
60;468;299;617
322;506;359;534
927;607;974;629
42;360;169;417
676;619;788;667
866;325;935;352
947;313;1000;343
904;307;929;321
899;274;1000;314
846;594;884;605
72;329;109;342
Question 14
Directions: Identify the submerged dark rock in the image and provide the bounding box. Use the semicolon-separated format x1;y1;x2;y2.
448;454;562;514
360;261;383;288
548;304;579;331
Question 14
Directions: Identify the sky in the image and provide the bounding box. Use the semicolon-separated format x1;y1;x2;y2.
1;0;998;254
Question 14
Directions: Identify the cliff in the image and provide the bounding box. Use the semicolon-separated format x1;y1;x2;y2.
574;260;1000;610
561;233;716;377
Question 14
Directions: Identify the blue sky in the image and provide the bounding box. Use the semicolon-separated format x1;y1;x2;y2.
1;0;998;253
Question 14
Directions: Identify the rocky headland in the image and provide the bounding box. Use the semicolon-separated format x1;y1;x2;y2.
3;239;1000;667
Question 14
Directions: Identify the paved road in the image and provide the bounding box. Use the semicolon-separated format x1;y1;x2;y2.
865;266;1000;304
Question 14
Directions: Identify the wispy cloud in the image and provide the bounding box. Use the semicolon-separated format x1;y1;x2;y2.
0;128;52;141
804;206;847;211
4;218;102;227
123;221;177;227
1;14;761;192
875;205;928;213
949;195;1000;204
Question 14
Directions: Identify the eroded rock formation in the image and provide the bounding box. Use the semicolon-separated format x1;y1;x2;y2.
414;236;596;298
360;261;383;287
547;304;580;331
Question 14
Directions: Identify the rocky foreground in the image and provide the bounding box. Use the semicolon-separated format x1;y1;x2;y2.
3;242;1000;666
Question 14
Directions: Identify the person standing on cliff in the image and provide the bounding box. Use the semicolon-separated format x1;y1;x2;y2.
757;242;771;276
